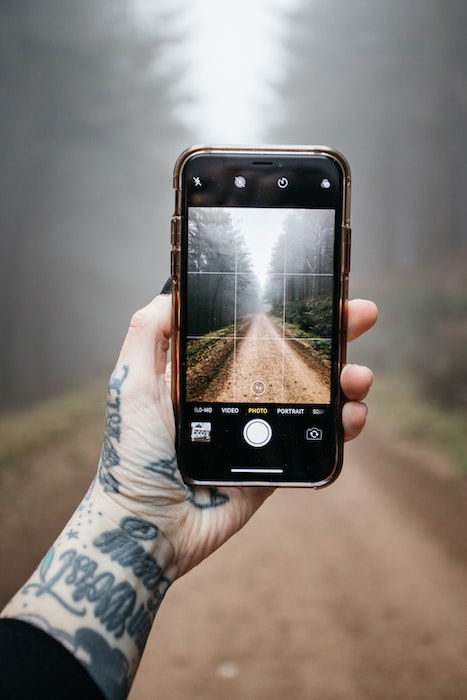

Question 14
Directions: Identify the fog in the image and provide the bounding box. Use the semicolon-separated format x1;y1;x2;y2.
1;3;467;696
1;0;466;411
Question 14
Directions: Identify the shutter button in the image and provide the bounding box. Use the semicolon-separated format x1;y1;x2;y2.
243;419;272;447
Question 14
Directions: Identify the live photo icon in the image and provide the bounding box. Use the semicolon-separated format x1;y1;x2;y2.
191;421;212;443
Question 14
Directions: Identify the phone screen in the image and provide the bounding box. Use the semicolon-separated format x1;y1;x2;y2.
176;152;347;485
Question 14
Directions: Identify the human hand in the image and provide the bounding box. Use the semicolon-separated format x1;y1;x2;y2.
95;294;378;578
0;293;377;700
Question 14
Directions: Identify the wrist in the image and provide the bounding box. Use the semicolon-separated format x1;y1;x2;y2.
91;477;177;576
2;481;177;699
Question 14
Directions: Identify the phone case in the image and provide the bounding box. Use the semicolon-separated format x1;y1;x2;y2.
171;145;351;488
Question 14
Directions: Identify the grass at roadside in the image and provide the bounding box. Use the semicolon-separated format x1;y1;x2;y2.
186;323;236;361
0;378;107;469
371;377;467;475
186;319;251;364
281;319;331;362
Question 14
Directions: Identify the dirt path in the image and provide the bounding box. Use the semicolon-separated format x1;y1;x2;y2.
132;437;467;700
199;313;329;403
1;415;467;699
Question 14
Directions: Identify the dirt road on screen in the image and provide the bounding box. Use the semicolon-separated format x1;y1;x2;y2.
196;313;330;403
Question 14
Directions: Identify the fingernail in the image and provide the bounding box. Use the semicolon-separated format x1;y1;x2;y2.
160;277;172;295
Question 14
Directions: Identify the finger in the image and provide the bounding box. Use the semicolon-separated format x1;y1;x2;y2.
342;401;368;441
117;294;172;377
347;299;378;342
340;364;373;401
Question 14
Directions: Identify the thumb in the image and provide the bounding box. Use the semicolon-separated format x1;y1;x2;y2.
116;294;172;386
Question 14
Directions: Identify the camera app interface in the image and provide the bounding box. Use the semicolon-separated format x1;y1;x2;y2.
186;207;334;404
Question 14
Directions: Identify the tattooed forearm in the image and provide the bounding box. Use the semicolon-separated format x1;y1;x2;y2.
99;366;129;493
23;519;171;639
3;502;174;700
25;548;139;635
93;517;163;590
0;306;255;700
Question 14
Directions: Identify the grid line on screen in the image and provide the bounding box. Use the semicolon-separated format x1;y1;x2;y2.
187;336;331;340
281;231;287;401
186;206;334;404
233;241;238;400
187;271;333;276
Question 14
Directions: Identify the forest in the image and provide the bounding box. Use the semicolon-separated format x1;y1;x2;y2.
187;207;335;341
187;208;260;336
263;210;334;339
0;0;187;407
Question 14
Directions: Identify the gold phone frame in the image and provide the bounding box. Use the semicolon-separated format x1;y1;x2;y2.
171;145;351;488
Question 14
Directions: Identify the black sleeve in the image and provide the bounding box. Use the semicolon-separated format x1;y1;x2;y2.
0;618;104;700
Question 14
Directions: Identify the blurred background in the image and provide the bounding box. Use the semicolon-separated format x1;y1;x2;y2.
1;0;466;698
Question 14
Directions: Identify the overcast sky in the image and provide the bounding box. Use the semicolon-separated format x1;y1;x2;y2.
132;0;298;142
231;208;287;287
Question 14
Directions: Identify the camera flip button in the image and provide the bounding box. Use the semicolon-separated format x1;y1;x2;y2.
305;427;323;441
243;419;272;448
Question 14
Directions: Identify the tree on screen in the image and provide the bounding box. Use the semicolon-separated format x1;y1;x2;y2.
187;208;260;335
264;210;333;337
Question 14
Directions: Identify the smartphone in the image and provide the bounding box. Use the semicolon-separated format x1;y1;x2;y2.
171;146;351;488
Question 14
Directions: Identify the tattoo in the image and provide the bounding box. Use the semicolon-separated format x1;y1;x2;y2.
15;614;130;700
93;517;162;590
22;543;171;643
190;487;230;509
24;546;86;616
99;365;129;493
75;628;129;700
145;456;230;509
145;456;183;487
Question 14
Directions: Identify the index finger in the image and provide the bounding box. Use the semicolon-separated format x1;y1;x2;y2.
347;299;378;342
